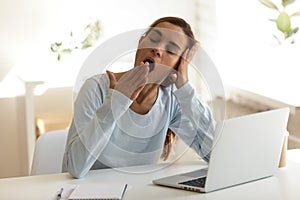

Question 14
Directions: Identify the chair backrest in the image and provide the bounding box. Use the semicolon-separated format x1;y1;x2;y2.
31;130;68;175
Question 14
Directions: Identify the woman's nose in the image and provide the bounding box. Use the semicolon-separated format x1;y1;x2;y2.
151;48;163;57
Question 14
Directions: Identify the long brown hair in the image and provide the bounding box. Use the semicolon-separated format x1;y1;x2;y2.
147;17;197;161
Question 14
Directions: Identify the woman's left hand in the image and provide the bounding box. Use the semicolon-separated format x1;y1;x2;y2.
175;43;198;89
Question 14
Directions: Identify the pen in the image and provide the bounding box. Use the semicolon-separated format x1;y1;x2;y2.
121;184;128;200
57;187;63;200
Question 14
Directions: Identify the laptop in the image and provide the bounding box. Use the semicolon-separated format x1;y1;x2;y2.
153;107;290;193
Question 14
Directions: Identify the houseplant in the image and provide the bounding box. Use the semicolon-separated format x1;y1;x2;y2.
258;0;300;44
50;20;101;61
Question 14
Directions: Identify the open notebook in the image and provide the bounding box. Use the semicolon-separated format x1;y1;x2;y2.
68;183;128;200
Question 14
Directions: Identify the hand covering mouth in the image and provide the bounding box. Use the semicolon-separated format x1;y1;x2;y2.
143;59;155;72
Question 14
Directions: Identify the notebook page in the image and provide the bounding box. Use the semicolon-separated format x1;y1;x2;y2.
68;183;127;200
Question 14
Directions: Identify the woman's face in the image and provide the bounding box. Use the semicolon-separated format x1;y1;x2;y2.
134;22;189;84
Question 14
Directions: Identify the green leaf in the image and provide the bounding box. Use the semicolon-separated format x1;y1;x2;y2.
286;27;299;38
80;20;101;49
269;18;276;22
258;0;279;11
291;11;300;17
50;44;56;52
292;27;299;34
282;0;296;7
50;19;101;60
272;34;282;44
62;49;73;54
55;42;62;47
276;11;291;33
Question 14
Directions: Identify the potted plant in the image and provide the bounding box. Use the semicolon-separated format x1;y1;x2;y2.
50;20;101;61
258;0;300;44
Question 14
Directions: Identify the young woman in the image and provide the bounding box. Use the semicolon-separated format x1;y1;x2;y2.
63;16;215;178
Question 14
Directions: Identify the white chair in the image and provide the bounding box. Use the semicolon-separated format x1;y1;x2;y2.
31;129;68;175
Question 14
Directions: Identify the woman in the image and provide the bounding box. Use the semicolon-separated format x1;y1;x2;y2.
63;16;215;178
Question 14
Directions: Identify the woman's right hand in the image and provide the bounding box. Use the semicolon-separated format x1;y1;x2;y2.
106;62;149;100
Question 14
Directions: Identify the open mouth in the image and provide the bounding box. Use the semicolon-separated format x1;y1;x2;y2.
143;59;155;72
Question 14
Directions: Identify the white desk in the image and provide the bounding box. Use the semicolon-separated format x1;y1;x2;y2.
1;150;300;200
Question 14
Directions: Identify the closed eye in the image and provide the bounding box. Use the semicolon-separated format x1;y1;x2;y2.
166;46;180;55
167;50;175;55
150;37;160;43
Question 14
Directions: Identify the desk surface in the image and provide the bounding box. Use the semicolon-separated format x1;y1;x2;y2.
1;150;300;200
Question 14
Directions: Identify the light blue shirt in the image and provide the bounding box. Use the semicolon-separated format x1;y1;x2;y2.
63;74;215;178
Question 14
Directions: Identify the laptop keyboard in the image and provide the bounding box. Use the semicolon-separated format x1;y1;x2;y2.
179;177;207;188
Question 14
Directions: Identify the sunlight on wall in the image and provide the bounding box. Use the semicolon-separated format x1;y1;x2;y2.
0;70;24;98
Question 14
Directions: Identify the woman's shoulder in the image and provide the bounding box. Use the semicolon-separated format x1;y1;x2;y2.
85;73;109;87
77;73;110;99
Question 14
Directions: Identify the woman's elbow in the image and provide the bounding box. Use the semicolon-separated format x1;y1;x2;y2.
70;169;87;179
63;156;89;179
67;163;89;179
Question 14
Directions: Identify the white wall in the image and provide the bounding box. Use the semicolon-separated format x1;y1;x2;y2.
0;0;216;96
216;0;300;97
34;87;73;114
0;97;25;177
0;0;202;87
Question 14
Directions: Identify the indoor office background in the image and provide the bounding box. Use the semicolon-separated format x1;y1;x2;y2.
0;0;299;178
